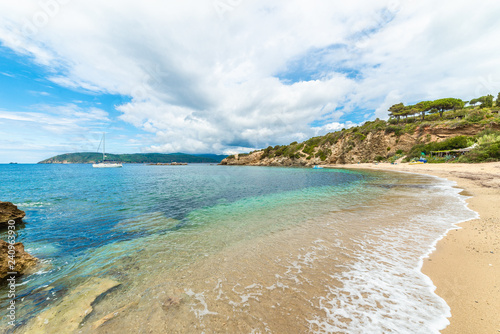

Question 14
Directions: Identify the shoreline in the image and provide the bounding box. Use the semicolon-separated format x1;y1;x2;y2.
327;162;500;333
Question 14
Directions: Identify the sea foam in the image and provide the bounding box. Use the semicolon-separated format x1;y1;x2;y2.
308;174;478;334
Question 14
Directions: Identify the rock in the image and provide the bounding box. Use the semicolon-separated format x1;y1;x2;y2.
92;301;138;330
0;201;25;227
23;277;120;334
0;240;38;279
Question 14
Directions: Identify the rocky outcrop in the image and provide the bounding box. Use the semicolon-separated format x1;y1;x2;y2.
0;202;25;227
23;278;120;334
0;202;37;278
0;241;38;279
220;124;489;166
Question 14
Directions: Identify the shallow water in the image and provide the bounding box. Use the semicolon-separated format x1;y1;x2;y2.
0;164;476;333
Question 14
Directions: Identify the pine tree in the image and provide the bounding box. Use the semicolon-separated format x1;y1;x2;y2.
388;103;405;122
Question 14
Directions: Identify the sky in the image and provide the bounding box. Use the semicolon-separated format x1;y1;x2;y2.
1;0;500;163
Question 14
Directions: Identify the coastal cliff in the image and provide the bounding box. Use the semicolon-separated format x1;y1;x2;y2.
221;121;498;166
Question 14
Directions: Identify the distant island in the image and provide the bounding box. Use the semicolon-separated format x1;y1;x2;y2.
38;153;228;164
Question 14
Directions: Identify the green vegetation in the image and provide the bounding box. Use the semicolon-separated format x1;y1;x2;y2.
315;148;331;161
457;130;500;163
227;92;500;164
402;129;500;163
388;103;405;122
471;95;494;108
404;136;470;162
388;152;405;163
38;152;227;164
389;98;465;121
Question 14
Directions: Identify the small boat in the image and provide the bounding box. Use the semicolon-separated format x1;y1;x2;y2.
312;165;324;169
92;133;122;168
410;157;427;165
93;162;122;168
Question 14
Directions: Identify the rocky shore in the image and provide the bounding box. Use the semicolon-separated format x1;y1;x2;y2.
0;241;37;279
0;201;38;278
0;201;25;227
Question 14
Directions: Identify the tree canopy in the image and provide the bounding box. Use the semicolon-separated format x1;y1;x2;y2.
415;101;433;120
388;103;405;122
388;98;467;121
470;95;494;108
429;98;464;117
481;94;494;108
387;94;500;122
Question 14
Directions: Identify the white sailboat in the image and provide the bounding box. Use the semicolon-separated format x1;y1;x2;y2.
92;133;122;168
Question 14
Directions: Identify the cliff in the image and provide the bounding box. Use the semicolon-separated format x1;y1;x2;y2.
221;120;498;166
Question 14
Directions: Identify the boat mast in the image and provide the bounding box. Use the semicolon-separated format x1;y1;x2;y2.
103;132;105;162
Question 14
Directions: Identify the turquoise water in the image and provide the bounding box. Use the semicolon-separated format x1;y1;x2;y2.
0;164;476;333
1;164;366;253
0;165;371;325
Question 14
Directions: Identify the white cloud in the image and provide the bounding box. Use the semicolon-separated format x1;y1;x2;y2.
1;72;16;78
313;121;358;135
374;90;402;120
1;0;500;155
0;104;112;162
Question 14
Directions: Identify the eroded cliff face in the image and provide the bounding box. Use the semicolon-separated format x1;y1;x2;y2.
220;125;486;166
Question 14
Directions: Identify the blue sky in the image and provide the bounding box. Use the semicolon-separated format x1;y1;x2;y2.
1;0;500;163
0;45;151;162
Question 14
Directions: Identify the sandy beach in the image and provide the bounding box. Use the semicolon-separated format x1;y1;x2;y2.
328;162;500;333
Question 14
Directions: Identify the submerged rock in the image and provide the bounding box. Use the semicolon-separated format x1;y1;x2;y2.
0;201;25;227
92;301;138;330
0;240;38;279
23;277;120;334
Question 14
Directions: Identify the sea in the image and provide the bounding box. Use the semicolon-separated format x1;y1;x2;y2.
0;164;477;333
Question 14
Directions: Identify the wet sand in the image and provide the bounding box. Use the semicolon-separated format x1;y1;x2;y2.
328;162;500;333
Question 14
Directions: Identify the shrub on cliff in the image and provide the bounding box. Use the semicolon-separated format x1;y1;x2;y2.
459;142;500;162
315;149;330;161
259;146;273;159
354;132;366;141
385;125;403;136
458;130;500;162
465;110;485;123
405;135;470;161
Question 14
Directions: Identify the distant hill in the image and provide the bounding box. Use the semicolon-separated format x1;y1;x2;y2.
38;152;228;164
